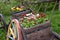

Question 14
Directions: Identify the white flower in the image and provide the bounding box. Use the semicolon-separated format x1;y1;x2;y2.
26;14;31;16
36;14;39;16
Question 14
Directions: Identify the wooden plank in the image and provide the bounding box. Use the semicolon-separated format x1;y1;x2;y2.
59;1;60;10
38;0;51;2
52;31;60;39
26;0;57;4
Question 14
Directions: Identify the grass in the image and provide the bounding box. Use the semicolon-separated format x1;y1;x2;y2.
0;29;6;40
46;11;60;34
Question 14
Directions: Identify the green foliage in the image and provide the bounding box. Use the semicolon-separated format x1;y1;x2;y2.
26;2;58;12
0;0;58;15
21;17;47;28
0;0;21;15
46;11;60;34
0;29;6;40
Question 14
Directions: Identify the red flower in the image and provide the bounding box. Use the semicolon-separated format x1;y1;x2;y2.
21;13;26;17
39;13;45;17
32;12;35;14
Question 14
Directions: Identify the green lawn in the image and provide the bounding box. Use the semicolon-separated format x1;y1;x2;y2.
46;11;60;34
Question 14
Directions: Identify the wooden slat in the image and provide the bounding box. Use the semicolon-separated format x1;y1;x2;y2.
24;0;58;4
9;28;16;39
59;1;60;10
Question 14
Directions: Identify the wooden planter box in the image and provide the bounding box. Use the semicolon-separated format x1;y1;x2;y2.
24;21;52;40
11;10;60;40
20;21;60;40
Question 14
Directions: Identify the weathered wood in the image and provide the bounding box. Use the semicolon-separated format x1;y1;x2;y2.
59;1;60;10
25;21;50;34
25;0;57;4
52;31;60;39
37;0;52;2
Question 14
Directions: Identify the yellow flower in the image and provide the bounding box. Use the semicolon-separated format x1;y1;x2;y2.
19;8;23;11
16;7;23;11
16;7;19;10
11;7;16;11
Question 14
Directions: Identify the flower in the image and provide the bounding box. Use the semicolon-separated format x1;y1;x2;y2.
20;6;24;8
39;13;45;17
32;12;36;14
36;14;41;18
31;18;36;20
16;7;23;11
18;10;48;28
25;17;31;22
21;14;26;17
16;6;24;11
26;14;31;16
20;18;24;22
11;6;24;11
11;7;16;11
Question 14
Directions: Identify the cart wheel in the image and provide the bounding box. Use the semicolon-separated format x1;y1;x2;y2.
0;14;6;28
7;19;23;40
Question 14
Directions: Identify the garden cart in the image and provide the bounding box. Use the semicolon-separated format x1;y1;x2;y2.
6;8;60;40
0;0;60;40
